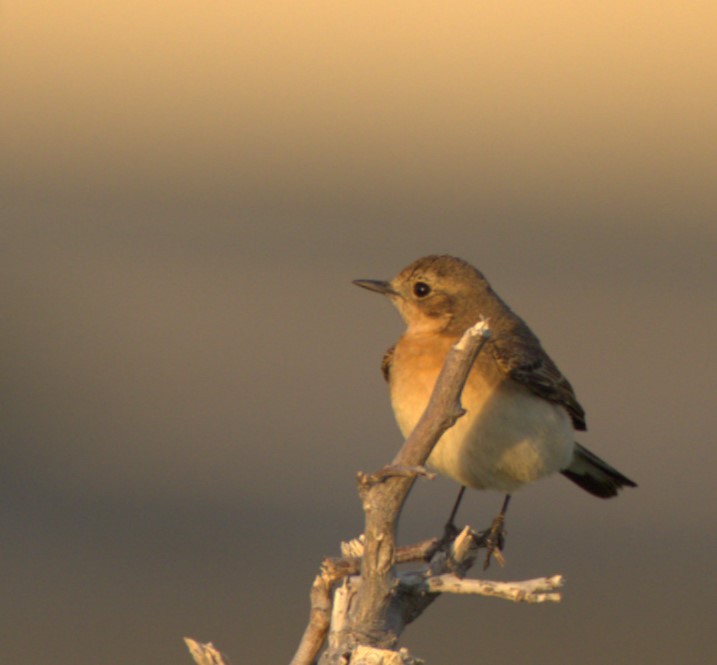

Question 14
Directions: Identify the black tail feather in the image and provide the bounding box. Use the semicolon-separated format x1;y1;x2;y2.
562;443;637;499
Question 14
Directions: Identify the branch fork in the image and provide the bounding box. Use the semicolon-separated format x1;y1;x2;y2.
186;318;565;665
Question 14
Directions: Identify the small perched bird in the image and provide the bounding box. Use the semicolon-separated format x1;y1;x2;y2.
354;255;636;564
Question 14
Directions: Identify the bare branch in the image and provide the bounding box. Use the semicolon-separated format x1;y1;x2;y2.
398;573;564;604
323;536;439;579
288;574;333;665
351;645;425;664
286;314;491;665
350;319;492;648
358;465;436;485
184;638;229;665
188;316;566;665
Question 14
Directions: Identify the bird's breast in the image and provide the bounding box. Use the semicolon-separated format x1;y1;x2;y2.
389;333;458;435
388;333;574;491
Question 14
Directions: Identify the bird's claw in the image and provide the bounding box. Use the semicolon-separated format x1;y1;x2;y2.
442;520;461;544
481;514;507;570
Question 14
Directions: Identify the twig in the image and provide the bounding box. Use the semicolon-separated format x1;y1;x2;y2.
322;537;439;580
288;574;333;665
398;573;564;604
349;319;492;648
184;638;229;665
359;465;436;485
188;315;566;665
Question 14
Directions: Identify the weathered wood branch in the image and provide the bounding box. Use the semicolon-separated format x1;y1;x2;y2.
398;573;564;603
348;320;492;645
187;318;565;665
184;637;229;665
322;536;439;580
288;536;443;665
312;319;493;665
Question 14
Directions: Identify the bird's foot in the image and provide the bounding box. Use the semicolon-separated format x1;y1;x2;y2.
480;513;507;570
441;519;461;545
424;520;462;561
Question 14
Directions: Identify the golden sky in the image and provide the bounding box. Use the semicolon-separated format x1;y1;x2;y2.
4;2;716;229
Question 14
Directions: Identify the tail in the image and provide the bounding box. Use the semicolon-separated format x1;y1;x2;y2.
561;443;637;498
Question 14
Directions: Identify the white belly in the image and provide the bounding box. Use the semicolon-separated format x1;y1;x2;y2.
392;378;575;492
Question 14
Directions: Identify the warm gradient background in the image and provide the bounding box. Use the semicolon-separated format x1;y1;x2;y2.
2;2;716;663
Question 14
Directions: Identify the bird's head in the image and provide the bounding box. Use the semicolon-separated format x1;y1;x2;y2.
354;255;493;335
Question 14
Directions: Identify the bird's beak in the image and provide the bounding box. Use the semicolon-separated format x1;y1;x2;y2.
352;279;399;297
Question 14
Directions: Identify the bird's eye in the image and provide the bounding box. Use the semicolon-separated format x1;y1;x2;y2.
413;281;431;298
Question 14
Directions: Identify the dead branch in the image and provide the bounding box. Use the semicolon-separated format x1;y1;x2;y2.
310;319;495;665
398;573;564;604
184;638;229;665
187;318;565;665
346;320;492;649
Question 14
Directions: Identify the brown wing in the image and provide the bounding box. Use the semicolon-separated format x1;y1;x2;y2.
489;328;587;431
380;345;395;382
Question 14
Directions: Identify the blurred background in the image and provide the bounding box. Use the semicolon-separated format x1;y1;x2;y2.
2;2;716;663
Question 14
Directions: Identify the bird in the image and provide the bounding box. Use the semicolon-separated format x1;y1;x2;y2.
354;255;636;566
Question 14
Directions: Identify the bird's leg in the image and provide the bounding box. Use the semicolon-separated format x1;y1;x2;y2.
443;485;466;541
425;486;467;560
482;494;511;570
